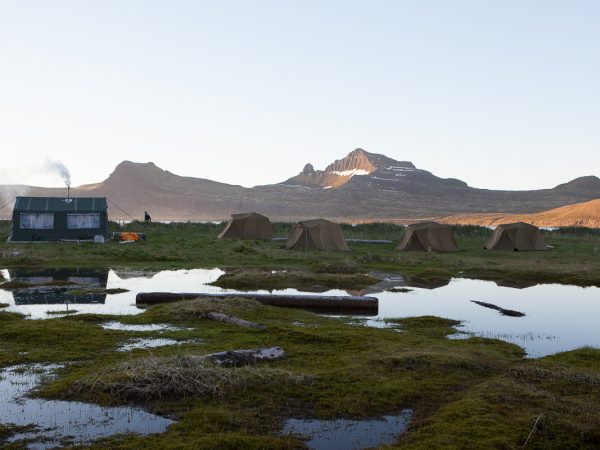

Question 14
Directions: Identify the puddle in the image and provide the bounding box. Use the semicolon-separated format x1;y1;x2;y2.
1;268;110;305
282;409;413;450
0;364;174;449
291;322;319;328
117;338;198;352
447;332;472;340
0;268;351;319
0;268;228;319
101;321;186;332
369;278;600;357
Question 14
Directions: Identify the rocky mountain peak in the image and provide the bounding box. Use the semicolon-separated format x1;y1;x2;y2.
324;149;377;175
302;163;315;174
101;161;173;193
283;148;419;188
110;161;162;177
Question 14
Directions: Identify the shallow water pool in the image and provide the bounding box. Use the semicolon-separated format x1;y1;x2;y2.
0;364;174;449
1;268;599;357
282;409;413;450
367;278;600;357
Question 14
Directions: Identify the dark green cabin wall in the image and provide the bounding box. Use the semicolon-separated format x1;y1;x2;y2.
10;211;109;242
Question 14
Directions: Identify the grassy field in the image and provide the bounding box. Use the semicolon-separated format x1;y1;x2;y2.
1;221;600;448
0;220;599;287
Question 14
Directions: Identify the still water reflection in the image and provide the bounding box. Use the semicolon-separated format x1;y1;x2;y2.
0;364;174;449
1;268;599;357
367;278;600;357
0;268;227;319
282;409;413;450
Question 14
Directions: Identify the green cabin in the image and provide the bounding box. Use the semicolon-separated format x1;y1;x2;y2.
8;196;109;242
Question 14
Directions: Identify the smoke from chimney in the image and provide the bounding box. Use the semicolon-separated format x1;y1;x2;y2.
47;160;71;188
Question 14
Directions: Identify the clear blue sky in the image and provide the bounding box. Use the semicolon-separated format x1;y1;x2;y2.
1;0;599;189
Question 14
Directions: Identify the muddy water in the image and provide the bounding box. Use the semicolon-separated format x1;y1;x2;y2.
0;364;174;449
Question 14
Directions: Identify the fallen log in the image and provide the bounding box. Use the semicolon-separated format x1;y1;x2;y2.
205;312;266;329
136;292;378;313
205;346;285;367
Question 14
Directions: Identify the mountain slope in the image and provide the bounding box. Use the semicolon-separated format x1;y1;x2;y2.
438;199;600;228
1;149;599;223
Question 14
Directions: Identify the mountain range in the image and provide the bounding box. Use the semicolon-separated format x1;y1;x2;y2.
1;148;599;225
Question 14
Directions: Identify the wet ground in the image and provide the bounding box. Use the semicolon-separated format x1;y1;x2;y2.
1;268;599;357
0;364;174;449
117;337;199;352
1;267;599;448
100;321;189;332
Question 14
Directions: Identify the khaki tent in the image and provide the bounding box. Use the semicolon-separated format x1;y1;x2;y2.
285;219;350;251
218;212;273;240
395;222;460;252
485;222;548;251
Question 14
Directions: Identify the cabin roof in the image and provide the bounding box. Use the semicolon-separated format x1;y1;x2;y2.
13;197;108;213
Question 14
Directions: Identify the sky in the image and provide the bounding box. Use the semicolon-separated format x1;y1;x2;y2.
0;0;599;190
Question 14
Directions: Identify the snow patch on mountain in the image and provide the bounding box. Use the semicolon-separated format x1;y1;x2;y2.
330;169;370;177
387;166;415;172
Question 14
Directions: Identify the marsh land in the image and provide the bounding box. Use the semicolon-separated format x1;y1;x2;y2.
1;221;600;449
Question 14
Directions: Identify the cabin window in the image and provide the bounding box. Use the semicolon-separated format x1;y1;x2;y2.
20;213;54;230
67;213;101;229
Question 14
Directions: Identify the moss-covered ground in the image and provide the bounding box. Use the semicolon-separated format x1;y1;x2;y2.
1;299;600;449
1;221;600;448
